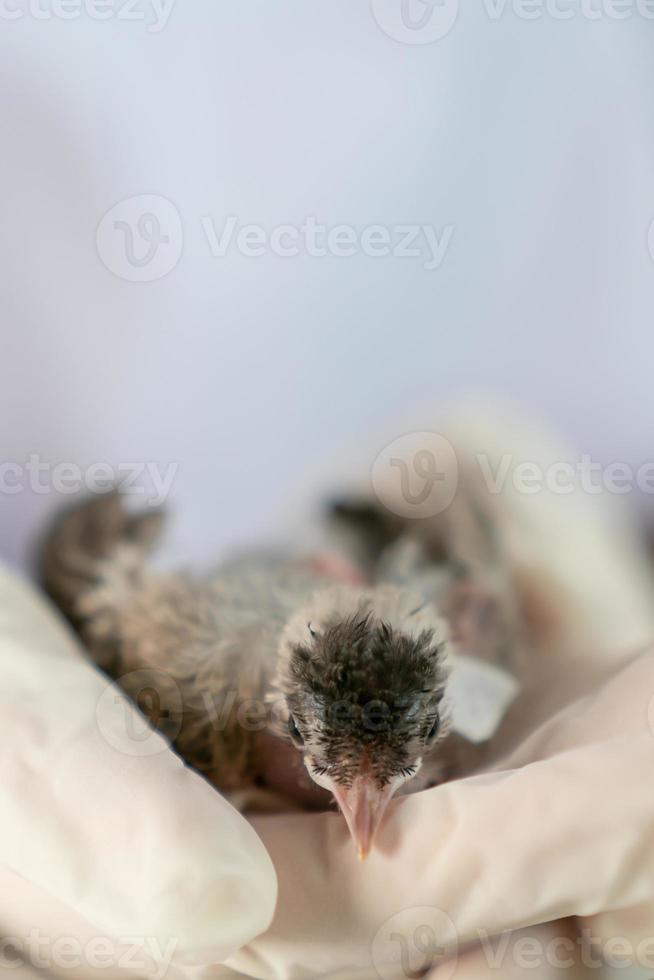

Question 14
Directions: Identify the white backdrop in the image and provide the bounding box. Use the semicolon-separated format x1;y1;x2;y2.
2;0;654;572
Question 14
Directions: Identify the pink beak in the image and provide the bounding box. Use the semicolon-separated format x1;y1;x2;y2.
331;776;396;861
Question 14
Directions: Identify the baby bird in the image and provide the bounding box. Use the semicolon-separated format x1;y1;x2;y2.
272;586;448;857
40;491;517;859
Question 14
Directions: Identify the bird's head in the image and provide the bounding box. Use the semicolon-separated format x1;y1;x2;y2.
273;586;449;860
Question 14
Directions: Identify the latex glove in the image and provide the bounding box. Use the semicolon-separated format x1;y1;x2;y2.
224;647;654;980
0;565;277;978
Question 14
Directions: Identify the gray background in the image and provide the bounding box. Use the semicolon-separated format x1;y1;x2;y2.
2;0;654;572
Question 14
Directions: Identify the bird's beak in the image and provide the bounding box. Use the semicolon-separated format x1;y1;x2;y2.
331;776;396;861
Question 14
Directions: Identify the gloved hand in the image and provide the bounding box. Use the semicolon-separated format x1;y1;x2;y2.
226;646;654;980
0;564;277;979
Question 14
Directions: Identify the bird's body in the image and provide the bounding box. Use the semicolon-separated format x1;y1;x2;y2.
41;489;520;856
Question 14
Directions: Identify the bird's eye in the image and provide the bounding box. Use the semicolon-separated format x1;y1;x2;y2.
288;715;304;746
426;716;440;744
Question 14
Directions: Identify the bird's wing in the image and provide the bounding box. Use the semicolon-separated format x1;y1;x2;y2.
39;494;290;794
78;551;277;791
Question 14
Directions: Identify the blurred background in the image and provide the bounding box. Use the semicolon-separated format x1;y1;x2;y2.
2;0;654;573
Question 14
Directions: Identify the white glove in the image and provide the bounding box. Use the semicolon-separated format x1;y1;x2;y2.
226;646;654;980
0;565;276;979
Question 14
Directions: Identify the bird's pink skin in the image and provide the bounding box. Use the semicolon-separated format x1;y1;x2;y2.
331;775;397;861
